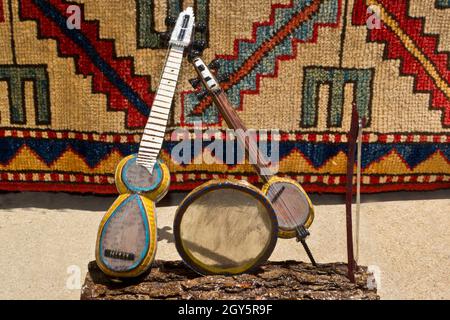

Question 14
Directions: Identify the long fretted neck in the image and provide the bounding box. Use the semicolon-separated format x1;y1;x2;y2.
212;90;273;183
136;45;185;172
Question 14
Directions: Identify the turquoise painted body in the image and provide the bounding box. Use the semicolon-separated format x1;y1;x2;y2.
99;194;150;272
121;155;163;193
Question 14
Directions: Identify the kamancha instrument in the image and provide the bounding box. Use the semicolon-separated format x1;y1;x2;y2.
95;8;195;278
187;55;317;265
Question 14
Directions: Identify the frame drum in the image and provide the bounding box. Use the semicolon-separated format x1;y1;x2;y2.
174;180;278;275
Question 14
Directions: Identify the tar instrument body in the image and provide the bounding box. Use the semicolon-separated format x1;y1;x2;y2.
189;56;314;240
96;194;157;278
95;8;195;278
174;180;278;275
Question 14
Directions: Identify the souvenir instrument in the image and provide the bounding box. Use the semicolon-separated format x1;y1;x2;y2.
186;55;316;265
95;8;196;278
345;105;366;282
173;179;278;275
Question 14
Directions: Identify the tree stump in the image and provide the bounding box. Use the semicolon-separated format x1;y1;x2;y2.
81;260;379;300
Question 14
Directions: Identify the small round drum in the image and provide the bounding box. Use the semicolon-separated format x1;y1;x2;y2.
173;180;278;275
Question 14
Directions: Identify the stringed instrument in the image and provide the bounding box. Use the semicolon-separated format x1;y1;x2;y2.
95;8;196;278
188;56;315;242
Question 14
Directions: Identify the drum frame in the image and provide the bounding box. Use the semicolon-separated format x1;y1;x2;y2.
173;179;278;275
261;176;315;239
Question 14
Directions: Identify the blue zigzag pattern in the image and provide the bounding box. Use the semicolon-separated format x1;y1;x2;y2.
0;138;137;168
164;140;450;169
1;138;449;170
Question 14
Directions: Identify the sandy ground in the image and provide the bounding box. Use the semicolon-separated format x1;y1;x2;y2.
0;191;448;300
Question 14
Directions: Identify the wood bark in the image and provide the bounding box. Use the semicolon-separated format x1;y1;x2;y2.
81;260;379;300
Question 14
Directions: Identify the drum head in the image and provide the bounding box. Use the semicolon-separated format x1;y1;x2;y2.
265;181;312;229
174;181;278;275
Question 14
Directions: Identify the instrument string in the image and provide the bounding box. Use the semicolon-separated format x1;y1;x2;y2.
212;81;317;264
137;43;174;168
212;76;311;240
239;121;309;236
355;119;363;264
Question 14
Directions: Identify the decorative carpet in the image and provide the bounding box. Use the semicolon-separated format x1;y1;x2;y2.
0;0;449;194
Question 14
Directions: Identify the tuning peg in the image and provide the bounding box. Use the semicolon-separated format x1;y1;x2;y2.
208;59;220;70
189;78;202;88
196;90;209;101
192;40;206;52
165;16;176;27
196;22;207;33
187;50;201;62
217;73;230;83
160;32;170;42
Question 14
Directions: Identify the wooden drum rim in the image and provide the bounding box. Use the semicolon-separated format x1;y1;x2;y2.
173;179;278;275
261;176;315;238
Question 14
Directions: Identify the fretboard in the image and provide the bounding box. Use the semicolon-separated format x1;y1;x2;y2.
136;46;184;172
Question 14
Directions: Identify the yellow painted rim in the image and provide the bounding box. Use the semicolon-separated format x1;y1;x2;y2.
115;155;170;202
95;194;157;278
175;179;278;275
262;176;315;239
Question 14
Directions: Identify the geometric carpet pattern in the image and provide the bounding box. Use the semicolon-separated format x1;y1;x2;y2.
0;0;449;193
